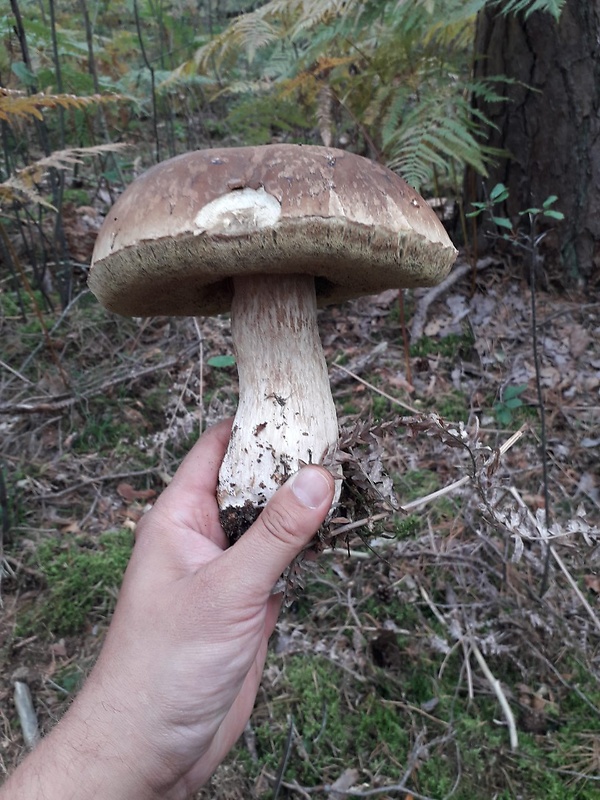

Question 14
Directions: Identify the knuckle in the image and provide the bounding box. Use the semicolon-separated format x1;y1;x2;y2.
257;501;300;547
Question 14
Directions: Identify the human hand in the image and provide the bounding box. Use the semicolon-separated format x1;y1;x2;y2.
1;419;335;800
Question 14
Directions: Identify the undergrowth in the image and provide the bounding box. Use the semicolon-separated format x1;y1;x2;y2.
19;529;132;637
198;554;600;799
2;292;598;798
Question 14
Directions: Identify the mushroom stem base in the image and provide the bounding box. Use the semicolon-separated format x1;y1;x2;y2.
217;273;339;542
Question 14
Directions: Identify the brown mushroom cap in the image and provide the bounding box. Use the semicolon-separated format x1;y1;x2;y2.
89;144;457;316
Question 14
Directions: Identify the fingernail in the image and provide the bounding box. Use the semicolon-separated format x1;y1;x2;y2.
291;467;332;509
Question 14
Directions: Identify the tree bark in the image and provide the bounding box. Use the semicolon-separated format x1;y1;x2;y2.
470;0;600;285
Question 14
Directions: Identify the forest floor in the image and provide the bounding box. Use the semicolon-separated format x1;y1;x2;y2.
0;256;599;799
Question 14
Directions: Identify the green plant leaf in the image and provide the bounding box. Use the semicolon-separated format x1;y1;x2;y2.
207;354;236;368
504;384;528;400
11;62;37;87
466;202;487;217
543;194;559;208
494;406;511;426
519;206;542;216
492;216;513;230
489;182;508;202
505;397;524;409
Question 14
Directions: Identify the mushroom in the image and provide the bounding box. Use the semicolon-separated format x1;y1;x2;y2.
89;144;457;541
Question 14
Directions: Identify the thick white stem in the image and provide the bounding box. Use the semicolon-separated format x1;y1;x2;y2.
218;274;339;540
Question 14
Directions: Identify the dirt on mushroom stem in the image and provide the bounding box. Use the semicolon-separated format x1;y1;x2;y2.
217;273;341;542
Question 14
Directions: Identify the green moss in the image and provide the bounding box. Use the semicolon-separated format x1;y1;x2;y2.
362;592;421;631
254;654;410;785
74;401;138;454
0;288;46;317
19;529;133;637
436;389;470;421
394;513;421;538
63;188;90;205
341;400;360;414
223;602;600;800
75;417;132;452
53;665;85;695
398;468;440;502
371;392;391;420
411;329;475;359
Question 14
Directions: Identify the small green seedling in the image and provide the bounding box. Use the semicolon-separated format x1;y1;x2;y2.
467;183;565;237
468;182;512;229
494;383;527;427
519;194;565;221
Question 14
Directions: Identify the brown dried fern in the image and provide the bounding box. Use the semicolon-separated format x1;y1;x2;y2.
0;143;128;210
0;87;121;123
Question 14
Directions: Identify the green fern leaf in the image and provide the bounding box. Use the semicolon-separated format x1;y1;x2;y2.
496;0;565;20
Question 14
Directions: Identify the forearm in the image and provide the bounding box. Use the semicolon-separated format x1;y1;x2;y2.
0;711;166;800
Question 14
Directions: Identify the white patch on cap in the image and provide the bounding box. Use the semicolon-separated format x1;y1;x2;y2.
194;187;281;235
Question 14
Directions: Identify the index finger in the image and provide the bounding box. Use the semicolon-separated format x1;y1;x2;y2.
155;417;233;516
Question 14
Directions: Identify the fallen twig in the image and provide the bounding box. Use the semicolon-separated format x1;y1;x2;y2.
330;342;387;387
0;358;35;386
508;486;600;635
410;257;496;341
419;585;518;752
0;345;197;415
13;680;40;750
272;715;295;800
34;467;160;501
265;772;438;799
468;640;518;751
332;364;419;413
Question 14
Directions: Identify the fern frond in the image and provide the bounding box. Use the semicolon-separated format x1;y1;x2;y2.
192;11;280;72
215;79;278;98
280;54;353;98
423;0;486;28
0;87;121;124
290;0;363;37
31;144;128;171
155;70;218;93
280;71;319;99
410;0;564;29
0;144;128;212
495;0;565;20
0;181;55;211
174;0;513;195
190;0;362;73
385;96;489;190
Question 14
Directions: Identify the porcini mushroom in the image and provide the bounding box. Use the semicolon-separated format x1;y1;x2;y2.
89;144;457;541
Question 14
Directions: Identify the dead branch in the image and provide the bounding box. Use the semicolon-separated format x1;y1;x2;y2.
507;486;600;634
419;585;518;751
34;467;160;502
265;772;438;800
13;680;40;750
328;424;526;541
410;257;496;341
332;364;419;413
330;342;387;387
0;346;196;415
468;640;519;751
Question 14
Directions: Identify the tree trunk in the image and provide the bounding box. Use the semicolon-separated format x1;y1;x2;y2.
470;0;600;285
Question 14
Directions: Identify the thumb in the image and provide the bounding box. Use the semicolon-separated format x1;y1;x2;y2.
227;466;336;595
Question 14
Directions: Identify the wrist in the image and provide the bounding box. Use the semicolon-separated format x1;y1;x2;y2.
0;707;171;800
